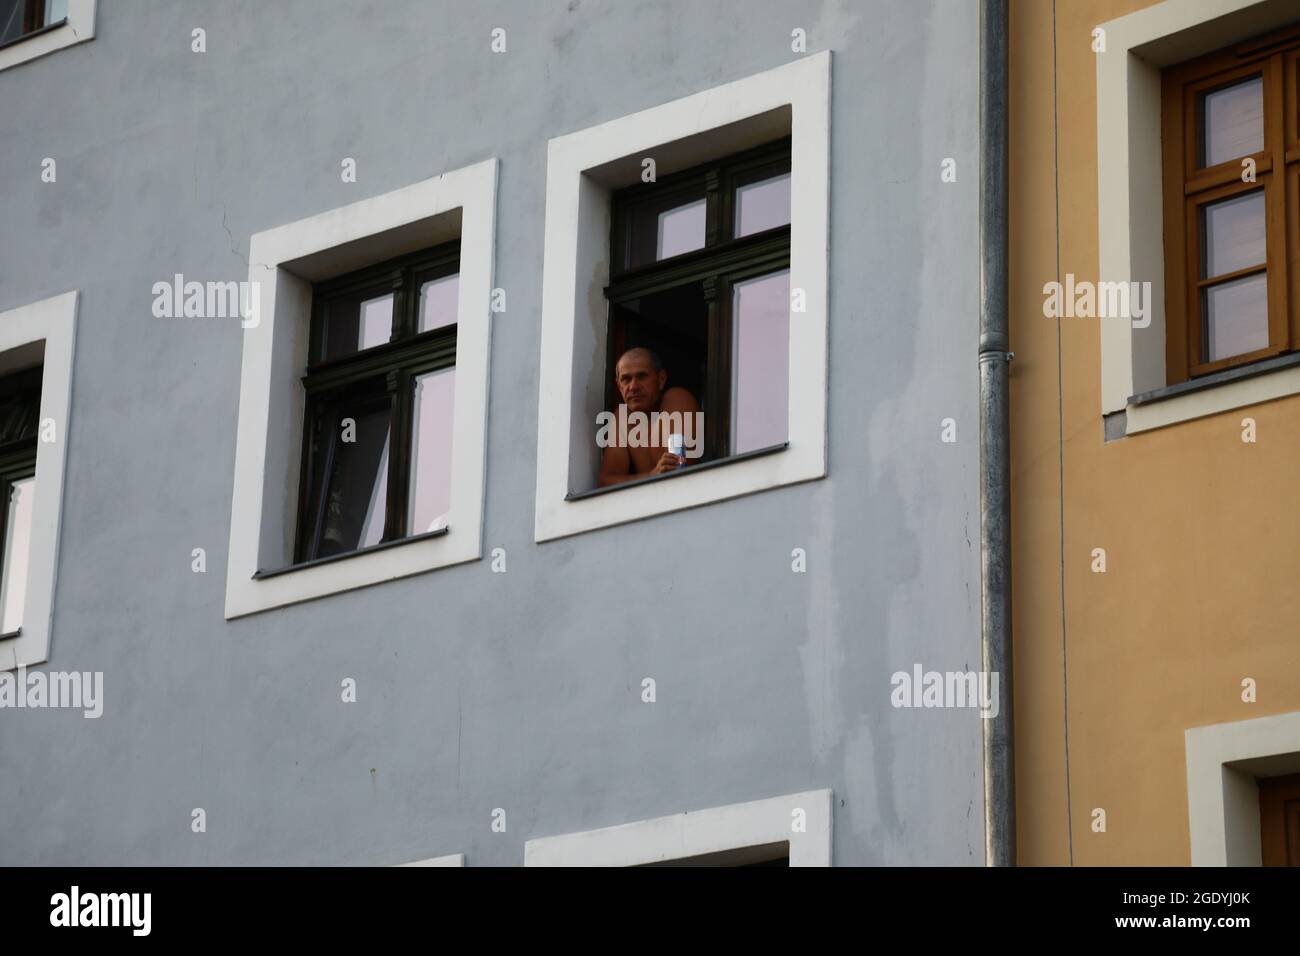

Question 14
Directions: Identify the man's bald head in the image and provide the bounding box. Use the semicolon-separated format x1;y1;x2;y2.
617;347;663;373
614;348;668;414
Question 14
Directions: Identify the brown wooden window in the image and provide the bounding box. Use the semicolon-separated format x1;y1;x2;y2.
1162;24;1300;382
1260;772;1300;866
0;0;67;49
294;243;459;565
604;138;791;466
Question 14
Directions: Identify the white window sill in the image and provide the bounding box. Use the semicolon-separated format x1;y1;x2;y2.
1115;352;1300;437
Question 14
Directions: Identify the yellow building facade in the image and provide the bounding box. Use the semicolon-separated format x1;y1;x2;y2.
1010;0;1300;865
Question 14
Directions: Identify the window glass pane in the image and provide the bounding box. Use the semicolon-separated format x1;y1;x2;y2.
44;0;68;24
1200;76;1263;168
735;173;791;237
418;273;459;333
0;476;35;634
0;0;24;44
320;291;393;362
1201;192;1266;278
408;368;456;534
312;402;390;558
657;199;706;260
1203;272;1269;363
626;191;707;268
731;269;790;454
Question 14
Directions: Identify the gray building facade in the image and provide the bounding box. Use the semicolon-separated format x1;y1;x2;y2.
0;0;982;866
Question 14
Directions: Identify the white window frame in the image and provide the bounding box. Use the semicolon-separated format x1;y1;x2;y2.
1097;0;1300;436
533;52;830;541
0;0;96;73
1185;710;1300;865
523;789;832;866
0;291;77;672
224;160;497;619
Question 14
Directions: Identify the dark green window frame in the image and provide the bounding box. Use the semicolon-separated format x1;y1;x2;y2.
605;137;791;462
294;242;459;565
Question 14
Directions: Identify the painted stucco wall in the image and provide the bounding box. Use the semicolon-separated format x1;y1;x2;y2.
1010;0;1300;865
0;0;982;865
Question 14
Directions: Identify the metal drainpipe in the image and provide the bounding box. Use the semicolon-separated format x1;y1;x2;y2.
979;0;1015;867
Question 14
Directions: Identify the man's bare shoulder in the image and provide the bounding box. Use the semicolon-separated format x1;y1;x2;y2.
660;386;700;412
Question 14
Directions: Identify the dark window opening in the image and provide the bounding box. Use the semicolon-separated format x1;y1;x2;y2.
599;138;792;488
637;841;791;867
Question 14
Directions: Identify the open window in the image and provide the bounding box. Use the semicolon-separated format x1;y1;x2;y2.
533;53;829;541
0;292;76;672
603;139;791;473
0;366;41;638
295;244;459;565
0;0;67;47
224;161;496;619
0;0;94;72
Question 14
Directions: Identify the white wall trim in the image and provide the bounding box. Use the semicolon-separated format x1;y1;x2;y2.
1096;0;1300;425
0;292;78;672
224;160;497;618
0;0;96;73
523;789;832;867
1185;710;1300;866
533;52;830;541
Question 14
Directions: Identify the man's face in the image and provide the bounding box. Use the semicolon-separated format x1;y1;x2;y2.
615;353;667;413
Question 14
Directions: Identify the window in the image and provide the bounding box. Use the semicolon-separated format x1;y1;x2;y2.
0;292;76;673
0;366;40;636
0;369;40;637
1096;1;1300;437
0;0;65;47
523;789;831;866
534;52;829;541
295;244;459;565
224;161;496;619
1161;24;1300;383
1259;772;1300;866
0;0;93;72
603;140;791;475
1186;709;1300;865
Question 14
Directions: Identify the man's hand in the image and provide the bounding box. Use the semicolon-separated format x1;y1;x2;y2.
650;450;684;475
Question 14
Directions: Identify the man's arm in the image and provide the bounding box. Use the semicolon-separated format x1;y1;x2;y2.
598;443;633;487
647;387;702;474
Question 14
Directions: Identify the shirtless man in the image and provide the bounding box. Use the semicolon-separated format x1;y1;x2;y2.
598;348;701;487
